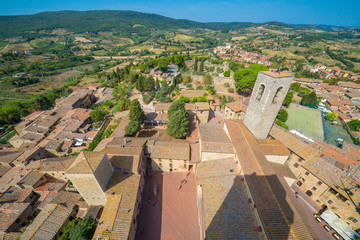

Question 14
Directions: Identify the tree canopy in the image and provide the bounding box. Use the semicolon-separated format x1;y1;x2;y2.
166;101;189;139
300;91;318;108
125;121;141;136
283;91;294;106
129;99;145;123
277;109;288;122
234;64;268;93
90;110;107;122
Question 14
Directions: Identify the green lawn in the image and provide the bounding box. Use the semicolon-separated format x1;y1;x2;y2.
286;103;324;140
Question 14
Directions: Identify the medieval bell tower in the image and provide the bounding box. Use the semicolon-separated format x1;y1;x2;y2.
243;71;293;139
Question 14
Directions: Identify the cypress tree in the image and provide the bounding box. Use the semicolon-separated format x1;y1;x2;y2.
129;99;145;124
194;57;198;72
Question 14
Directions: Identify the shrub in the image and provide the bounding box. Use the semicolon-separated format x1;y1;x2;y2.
228;88;234;93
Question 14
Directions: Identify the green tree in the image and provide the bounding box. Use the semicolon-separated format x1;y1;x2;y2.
349;119;360;131
143;76;155;92
113;98;131;113
290;82;301;91
155;79;160;89
59;217;95;240
283;91;294;106
277;109;288;122
125;121;141;136
300;91;318;108
194;57;198;72
158;60;168;71
90;110;107;122
325;112;338;121
203;73;213;85
168;100;186;118
199;59;204;72
167;108;189;139
224;69;231;77
136;77;144;92
234;64;268;93
129;99;145;124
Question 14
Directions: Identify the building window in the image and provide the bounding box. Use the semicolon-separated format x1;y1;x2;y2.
296;181;302;186
353;218;358;223
305;190;312;196
328;200;333;204
312;187;317;191
317;181;322;185
294;163;299;168
256;84;265;101
305;171;309;176
272;86;283;104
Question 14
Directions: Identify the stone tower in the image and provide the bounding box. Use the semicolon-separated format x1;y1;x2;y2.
243;71;293;139
66;151;113;206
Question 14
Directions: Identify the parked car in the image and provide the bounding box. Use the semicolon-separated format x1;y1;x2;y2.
332;233;340;239
324;225;331;232
315;217;322;223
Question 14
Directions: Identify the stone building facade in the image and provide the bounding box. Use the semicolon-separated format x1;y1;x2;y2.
244;71;293;139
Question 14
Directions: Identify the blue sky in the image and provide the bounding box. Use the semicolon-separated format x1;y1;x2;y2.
1;0;359;26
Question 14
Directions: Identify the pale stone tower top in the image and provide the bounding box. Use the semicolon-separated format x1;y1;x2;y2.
243;71;293;139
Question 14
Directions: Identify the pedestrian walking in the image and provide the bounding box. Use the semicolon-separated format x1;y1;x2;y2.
186;172;190;176
178;185;182;190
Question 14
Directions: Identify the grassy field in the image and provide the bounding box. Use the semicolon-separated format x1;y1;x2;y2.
29;38;57;48
0;41;9;51
286;103;324;140
1;42;32;52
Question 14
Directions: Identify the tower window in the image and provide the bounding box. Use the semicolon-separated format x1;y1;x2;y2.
272;87;283;104
256;84;265;101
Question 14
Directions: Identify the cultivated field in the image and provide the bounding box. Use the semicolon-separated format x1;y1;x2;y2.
286;103;324;140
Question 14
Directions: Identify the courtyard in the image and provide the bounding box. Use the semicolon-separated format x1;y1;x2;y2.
135;171;200;240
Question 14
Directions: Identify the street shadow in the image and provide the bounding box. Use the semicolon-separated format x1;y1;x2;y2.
135;171;163;240
205;173;296;240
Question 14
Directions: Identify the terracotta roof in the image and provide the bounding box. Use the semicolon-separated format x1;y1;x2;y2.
61;108;92;123
315;141;358;167
269;125;319;160
257;139;290;156
225;101;243;112
147;140;190;160
302;157;346;189
94;170;141;240
0;187;33;203
66;151;107;174
194;102;210;110
17;171;44;188
261;71;293;78
201;141;234;154
39;156;77;172
342;142;360;160
199;123;231;143
20;203;73;240
337;81;360;89
155;103;171;112
0;151;24;165
50;191;81;209
0;203;31;232
196;157;262;239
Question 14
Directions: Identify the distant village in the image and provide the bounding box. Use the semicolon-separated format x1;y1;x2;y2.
1;43;360;240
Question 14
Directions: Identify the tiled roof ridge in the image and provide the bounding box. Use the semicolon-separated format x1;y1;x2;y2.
27;204;59;239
